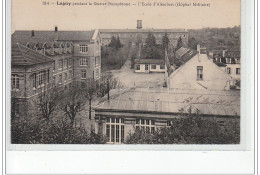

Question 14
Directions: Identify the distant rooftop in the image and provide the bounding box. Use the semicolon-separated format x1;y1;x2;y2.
95;88;240;117
134;59;165;65
99;29;188;33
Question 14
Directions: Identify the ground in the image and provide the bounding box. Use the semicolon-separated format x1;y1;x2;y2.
110;59;165;88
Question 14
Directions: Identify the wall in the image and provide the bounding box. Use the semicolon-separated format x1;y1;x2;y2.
149;64;165;73
169;54;232;90
225;63;240;80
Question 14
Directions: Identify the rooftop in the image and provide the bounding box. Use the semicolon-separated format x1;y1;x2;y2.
95;88;240;117
99;29;188;33
12;43;54;66
134;59;165;65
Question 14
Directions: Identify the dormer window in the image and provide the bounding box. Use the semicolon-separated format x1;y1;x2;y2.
80;45;88;53
226;58;232;64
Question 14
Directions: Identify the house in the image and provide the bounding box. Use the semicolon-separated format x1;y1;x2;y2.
174;47;198;67
213;50;241;89
11;43;54;117
99;20;188;48
94;88;240;144
134;59;165;73
168;53;233;90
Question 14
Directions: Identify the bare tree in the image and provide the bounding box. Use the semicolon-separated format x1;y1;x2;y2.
36;86;62;122
60;82;86;127
83;79;97;120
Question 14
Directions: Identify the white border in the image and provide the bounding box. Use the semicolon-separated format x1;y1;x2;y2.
5;0;256;173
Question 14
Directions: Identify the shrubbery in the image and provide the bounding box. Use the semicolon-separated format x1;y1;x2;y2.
11;118;106;144
126;115;240;144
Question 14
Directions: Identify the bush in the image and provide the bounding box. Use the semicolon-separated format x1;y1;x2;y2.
11;118;106;144
125;115;240;144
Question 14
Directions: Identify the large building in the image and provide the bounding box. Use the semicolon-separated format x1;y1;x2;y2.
94;88;240;144
11;28;102;117
99;20;188;47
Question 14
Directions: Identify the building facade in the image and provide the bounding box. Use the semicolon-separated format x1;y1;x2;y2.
134;59;165;73
99;20;188;48
94;88;240;144
11;28;102;117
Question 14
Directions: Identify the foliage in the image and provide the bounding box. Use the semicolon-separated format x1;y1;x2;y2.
140;45;164;60
145;32;156;47
188;37;198;50
188;26;240;51
126;111;240;144
108;36;123;50
177;36;184;50
101;45;130;72
11;117;106;144
162;32;169;51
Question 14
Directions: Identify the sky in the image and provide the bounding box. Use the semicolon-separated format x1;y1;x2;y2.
11;0;240;33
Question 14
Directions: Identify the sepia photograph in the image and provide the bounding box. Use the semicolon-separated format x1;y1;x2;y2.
10;0;241;145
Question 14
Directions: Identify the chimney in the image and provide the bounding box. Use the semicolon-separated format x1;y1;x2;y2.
31;30;35;37
137;20;142;29
197;44;200;54
55;26;58;32
222;50;225;57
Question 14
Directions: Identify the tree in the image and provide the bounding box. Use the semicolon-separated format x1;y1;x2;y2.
162;32;169;51
115;36;123;49
83;79;97;120
145;32;156;47
36;86;62;122
108;36;117;48
177;36;184;50
188;37;198;50
60;82;86;127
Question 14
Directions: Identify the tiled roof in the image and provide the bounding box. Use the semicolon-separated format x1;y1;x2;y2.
95;88;240;117
12;30;95;43
57;31;95;41
225;50;240;58
100;29;187;33
134;59;165;65
12;43;54;66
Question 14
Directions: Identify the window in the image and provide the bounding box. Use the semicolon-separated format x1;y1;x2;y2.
80;58;88;66
47;69;50;83
95;69;99;79
227;67;231;74
197;66;203;80
151;65;156;69
226;58;231;64
79;45;88;53
11;74;19;90
37;71;45;87
58;60;63;70
166;121;172;127
235;59;240;64
106;117;125;143
69;70;72;80
64;73;67;82
32;73;36;88
53;76;56;84
59;74;62;84
135;119;155;134
160;65;165;69
81;70;87;79
69;58;72;67
145;64;149;70
236;68;240;75
64;59;68;69
136;65;140;70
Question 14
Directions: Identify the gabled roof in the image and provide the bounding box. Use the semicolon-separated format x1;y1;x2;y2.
12;43;54;66
134;59;165;65
99;29;188;33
